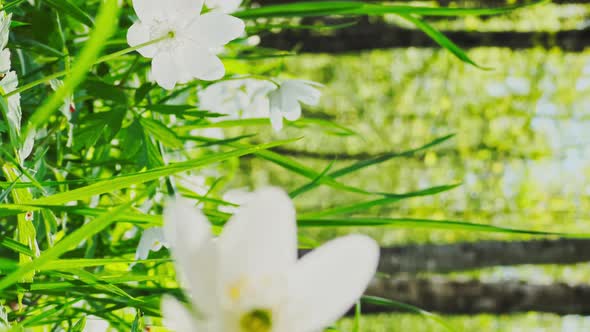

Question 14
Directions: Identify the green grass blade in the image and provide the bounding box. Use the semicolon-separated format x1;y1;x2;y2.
235;1;548;19
0;235;34;257
291;134;454;197
299;184;460;218
22;0;119;140
298;217;590;238
26;140;296;206
362;295;456;332
0;200;134;291
400;14;488;69
45;0;94;27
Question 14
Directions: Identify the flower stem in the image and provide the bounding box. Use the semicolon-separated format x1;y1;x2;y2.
5;35;171;97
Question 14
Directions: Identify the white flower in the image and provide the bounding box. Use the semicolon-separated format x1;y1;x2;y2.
135;227;169;260
1;71;21;135
268;80;322;131
198;79;275;120
84;316;109;332
127;0;245;90
205;0;243;13
162;187;379;332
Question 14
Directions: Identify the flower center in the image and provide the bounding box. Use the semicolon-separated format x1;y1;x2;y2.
240;309;272;332
150;21;182;50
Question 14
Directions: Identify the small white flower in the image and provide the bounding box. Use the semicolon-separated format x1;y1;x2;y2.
127;0;245;90
135;227;169;260
198;79;275;120
205;0;243;13
268;80;322;131
162;187;379;332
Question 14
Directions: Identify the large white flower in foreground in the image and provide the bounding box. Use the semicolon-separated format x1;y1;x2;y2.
268;80;322;131
127;0;245;90
163;188;379;332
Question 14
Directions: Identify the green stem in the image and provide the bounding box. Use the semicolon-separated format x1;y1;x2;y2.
5;35;170;97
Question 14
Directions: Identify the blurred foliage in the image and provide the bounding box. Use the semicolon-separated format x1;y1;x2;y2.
339;312;590;332
230;47;590;329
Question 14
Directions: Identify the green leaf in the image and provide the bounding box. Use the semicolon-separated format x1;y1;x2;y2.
45;0;94;27
291;134;454;197
235;1;548;19
84;80;128;105
0;0;28;12
72;317;87;332
23;0;119;140
140;118;184;149
299;184;461;218
400;14;488;69
0;236;34;257
0;199;135;291
24;139;296;206
297;217;590;238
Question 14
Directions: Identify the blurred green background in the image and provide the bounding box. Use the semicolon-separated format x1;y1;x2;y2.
231;3;590;330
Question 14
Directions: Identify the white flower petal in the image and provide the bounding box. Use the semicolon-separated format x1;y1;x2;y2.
161;296;197;331
1;72;21;130
166;0;204;19
218;187;297;282
206;0;243;13
287;235;379;332
126;22;156;58
163;198;212;270
131;0;161;22
269;91;284;131
0;13;12;51
0;49;11;73
135;227;167;260
151;51;180;90
163;198;219;313
282;102;302;121
189;12;245;49
19;128;36;162
283;80;322;106
191;50;225;81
